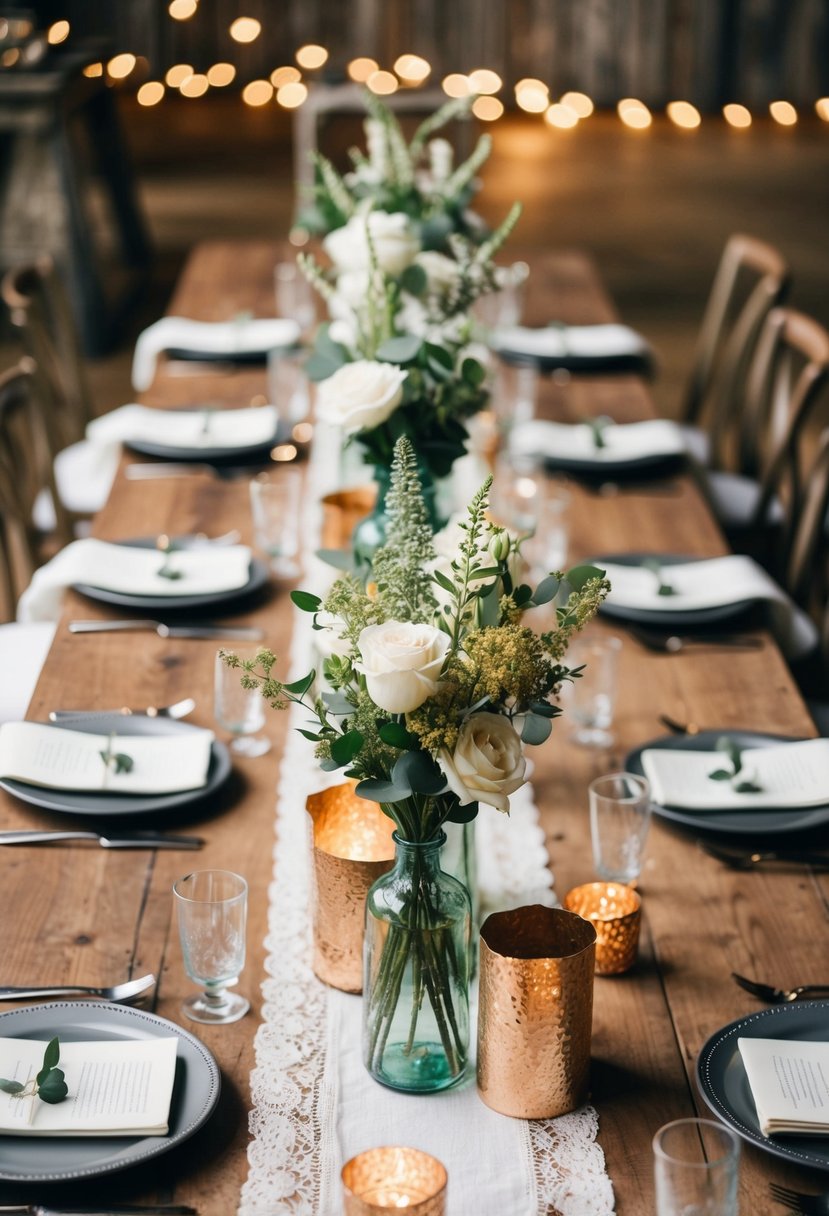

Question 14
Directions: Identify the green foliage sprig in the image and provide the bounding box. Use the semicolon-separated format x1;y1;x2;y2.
100;734;134;775
0;1037;69;1105
708;736;764;793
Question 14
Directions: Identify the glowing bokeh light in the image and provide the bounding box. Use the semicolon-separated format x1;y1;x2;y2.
468;68;502;94
277;81;309;108
770;100;797;125
207;62;236;87
107;53;137;79
180;73;208;97
544;102;579;128
561;91;593;117
442;73;471;98
137;81;165;106
667;100;701;128
347;57;378;83
617;98;652;129
367;70;398;95
242;79;273;106
271;65;301;87
296;44;328;69
394;54;431;83
472;95;504;121
723;103;752;128
47;20;70;44
82;61;103;77
168;0;197;19
816;98;829;122
229;17;261;43
515;83;549;113
165;63;194;87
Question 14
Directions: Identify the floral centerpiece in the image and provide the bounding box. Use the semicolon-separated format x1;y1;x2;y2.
297;91;491;251
223;438;609;1093
300;202;521;559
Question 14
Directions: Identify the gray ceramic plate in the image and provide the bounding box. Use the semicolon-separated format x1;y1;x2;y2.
593;553;757;628
73;537;269;614
697;1001;829;1171
126;433;279;462
0;1001;220;1182
0;714;231;818
626;729;829;836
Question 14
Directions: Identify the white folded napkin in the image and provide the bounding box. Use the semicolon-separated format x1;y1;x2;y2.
131;316;300;391
600;554;818;660
492;322;649;361
641;738;829;810
88;402;279;459
739;1038;829;1136
509;418;686;463
0;721;214;794
17;538;252;623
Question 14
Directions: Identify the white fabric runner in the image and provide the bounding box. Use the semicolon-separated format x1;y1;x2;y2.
237;435;616;1215
132;317;299;390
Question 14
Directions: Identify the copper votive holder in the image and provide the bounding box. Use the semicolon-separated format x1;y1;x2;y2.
306;782;395;993
477;904;597;1119
321;486;377;550
563;882;642;975
342;1146;447;1215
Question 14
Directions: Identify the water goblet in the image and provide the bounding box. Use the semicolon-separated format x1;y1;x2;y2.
589;771;651;885
249;469;301;578
214;647;271;757
567;633;622;748
173;869;250;1025
653;1118;740;1216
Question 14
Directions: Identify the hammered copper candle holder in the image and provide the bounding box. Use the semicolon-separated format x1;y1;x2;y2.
320;486;377;550
306;782;395;993
563;882;642;975
342;1146;447;1215
477;904;596;1119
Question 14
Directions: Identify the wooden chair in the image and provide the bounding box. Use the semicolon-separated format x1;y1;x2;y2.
1;256;94;454
0;359;72;621
784;429;829;729
681;234;790;471
701;307;829;572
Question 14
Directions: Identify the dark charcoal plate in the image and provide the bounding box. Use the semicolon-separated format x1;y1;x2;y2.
0;713;231;818
593;553;757;628
625;729;829;836
698;1001;829;1172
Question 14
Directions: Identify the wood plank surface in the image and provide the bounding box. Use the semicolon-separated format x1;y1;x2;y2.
0;239;826;1215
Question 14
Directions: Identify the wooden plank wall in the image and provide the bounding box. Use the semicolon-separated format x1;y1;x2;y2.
46;0;829;108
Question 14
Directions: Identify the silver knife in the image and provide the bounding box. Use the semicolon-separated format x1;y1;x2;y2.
69;619;263;640
50;698;197;723
0;830;204;849
0;1207;198;1215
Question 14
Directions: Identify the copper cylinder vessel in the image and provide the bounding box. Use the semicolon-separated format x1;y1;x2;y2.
306;782;395;993
477;904;596;1118
563;882;642;975
320;486;377;550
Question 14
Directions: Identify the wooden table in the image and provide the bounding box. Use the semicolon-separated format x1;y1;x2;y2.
1;239;826;1213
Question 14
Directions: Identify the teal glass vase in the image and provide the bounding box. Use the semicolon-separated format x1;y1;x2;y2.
441;820;479;975
352;457;442;564
363;831;471;1093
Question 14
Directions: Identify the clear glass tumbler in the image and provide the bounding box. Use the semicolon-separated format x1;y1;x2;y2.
653;1118;740;1216
492;359;538;429
173;869;249;1025
568;634;622;748
589;771;651;885
524;482;571;576
249;469;301;578
274;260;316;335
214;647;271;757
267;346;311;425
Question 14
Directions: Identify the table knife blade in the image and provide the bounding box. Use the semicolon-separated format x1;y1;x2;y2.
163;624;263;640
0;831;204;849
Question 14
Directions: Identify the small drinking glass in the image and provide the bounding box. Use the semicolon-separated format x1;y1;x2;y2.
523;482;571;576
249;469;301;578
267;346;311;426
214;647;271;757
474;260;530;332
274;260;316;335
653;1118;740;1216
173;869;249;1025
492;359;538;430
568;633;622;748
589;771;651;885
490;453;540;533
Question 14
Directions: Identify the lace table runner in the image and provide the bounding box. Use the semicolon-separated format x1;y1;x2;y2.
238;436;615;1215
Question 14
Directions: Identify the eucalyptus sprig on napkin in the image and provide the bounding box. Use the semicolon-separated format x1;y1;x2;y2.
100;733;134;776
708;736;763;793
0;1037;68;1104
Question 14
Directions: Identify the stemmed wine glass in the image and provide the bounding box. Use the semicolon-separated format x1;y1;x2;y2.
173;869;249;1025
214;648;271;757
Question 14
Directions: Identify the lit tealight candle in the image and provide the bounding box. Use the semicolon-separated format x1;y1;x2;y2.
563;882;642;974
342;1147;447;1215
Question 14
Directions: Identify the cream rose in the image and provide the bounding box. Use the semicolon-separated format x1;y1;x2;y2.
355;622;449;714
315;360;407;433
440;712;526;813
323;212;420;276
416;250;461;295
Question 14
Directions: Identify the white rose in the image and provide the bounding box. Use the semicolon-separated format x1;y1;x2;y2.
355;622;450;714
323;212;421;276
440;712;526;813
333;269;371;307
316;360;407;433
416;251;460;295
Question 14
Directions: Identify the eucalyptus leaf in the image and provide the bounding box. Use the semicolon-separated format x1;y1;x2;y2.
461;357;486;387
564;564;606;593
316;547;359;573
330;729;364;765
530;575;561;606
444;799;478;824
376;335;422;364
283;671;315;696
291;590;322;613
521;714;553;745
734;779;763;793
707;768;734;781
355;777;409;803
0;1079;24;1094
400;263;427;296
379;721;418;749
392;750;447;796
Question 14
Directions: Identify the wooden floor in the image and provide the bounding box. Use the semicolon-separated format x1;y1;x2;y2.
2;99;828;420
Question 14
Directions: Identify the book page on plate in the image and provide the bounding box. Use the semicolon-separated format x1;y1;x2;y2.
641;739;829;810
0;722;214;794
739;1037;829;1135
0;1037;178;1137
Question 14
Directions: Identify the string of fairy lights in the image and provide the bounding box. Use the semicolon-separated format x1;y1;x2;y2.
41;11;829;131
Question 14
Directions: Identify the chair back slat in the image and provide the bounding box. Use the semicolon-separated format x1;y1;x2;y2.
786;429;829;617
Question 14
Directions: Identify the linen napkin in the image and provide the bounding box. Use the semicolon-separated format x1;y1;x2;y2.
17;538;252;622
131;316;300;390
492;322;650;364
600;554;818;660
0;721;214;794
509;418;686;464
739;1038;829;1136
641;738;829;810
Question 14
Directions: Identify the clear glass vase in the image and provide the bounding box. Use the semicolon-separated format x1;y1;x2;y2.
441;820;479;976
363;832;471;1093
352;457;442;564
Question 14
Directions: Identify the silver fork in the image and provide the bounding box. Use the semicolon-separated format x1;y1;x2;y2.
0;973;155;1003
50;697;196;722
769;1182;829;1214
732;972;829;1003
